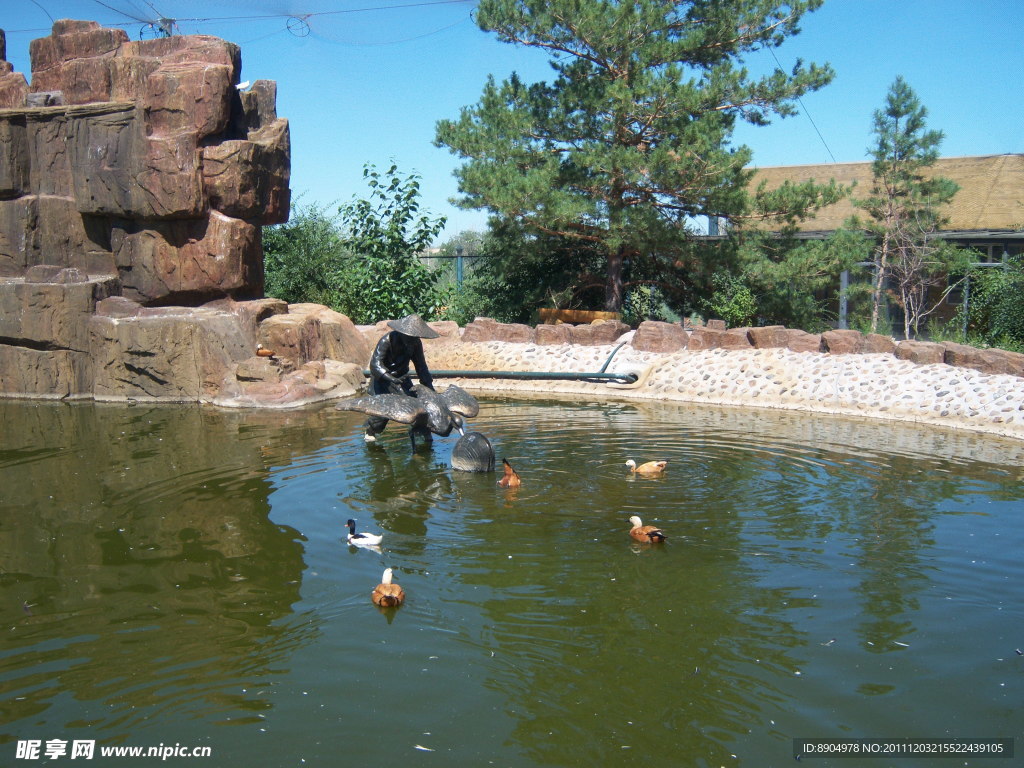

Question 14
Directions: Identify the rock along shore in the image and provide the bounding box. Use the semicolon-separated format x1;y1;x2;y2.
419;334;1024;443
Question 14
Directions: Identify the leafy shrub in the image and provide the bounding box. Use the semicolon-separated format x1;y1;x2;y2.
953;257;1024;352
702;272;757;328
336;164;447;324
263;200;348;307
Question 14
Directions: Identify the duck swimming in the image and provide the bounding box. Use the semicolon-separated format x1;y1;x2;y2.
346;518;383;548
497;458;521;488
626;459;667;476
372;568;405;607
628;515;667;543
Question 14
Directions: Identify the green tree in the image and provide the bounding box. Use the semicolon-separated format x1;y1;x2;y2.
956;256;1024;353
437;220;609;324
263;200;347;307
854;76;962;338
436;0;835;313
702;271;757;328
716;172;859;331
336;163;447;323
734;221;866;331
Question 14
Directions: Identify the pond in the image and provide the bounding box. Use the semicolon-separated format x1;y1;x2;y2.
1;397;1022;767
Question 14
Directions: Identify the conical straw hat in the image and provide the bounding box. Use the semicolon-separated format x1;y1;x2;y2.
387;314;440;339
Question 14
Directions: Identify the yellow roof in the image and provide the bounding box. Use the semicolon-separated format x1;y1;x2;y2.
748;154;1024;232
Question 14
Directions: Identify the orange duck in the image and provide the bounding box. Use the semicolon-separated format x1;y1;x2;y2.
371;568;405;607
497;458;521;488
628;515;667;543
625;459;667;476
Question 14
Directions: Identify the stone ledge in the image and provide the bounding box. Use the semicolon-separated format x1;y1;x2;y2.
421;341;1024;442
439;317;1021;381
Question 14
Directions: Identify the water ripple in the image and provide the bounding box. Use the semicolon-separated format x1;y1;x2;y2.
1;398;1022;764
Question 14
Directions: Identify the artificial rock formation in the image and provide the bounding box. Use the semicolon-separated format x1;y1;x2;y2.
0;20;367;406
0;20;292;289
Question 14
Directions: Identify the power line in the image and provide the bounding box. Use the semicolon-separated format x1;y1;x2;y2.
8;0;475;35
185;0;474;23
768;46;837;164
28;0;54;23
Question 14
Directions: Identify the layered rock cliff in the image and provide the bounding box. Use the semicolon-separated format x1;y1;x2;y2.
0;20;367;406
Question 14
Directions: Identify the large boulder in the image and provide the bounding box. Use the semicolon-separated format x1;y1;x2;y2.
285;303;371;364
943;342;1024;377
895;340;945;365
747;325;787;349
569;319;629;345
0;20;287;301
0;20;390;407
995;348;1024;378
687;327;723;350
28;108;75;197
0;267;117;352
535;323;574;346
36;195;115;273
90;300;252;401
0;196;37;275
255;311;326;366
720;327;753;349
631;320;688;353
462;317;535;343
112;213;261;304
143;61;234;139
0;345;92;399
821;329;863;354
0;62;30;109
134;131;208;219
860;333;897;354
202;90;291;225
460;316;498;342
422;320;461;345
784;329;823;353
29;21;129;104
215;358;365;408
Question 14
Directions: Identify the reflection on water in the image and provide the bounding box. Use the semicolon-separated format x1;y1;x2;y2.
0;399;1021;767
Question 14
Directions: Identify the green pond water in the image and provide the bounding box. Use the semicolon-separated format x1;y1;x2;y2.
0;396;1022;767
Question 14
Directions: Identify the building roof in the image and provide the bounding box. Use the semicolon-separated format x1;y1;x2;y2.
748;154;1024;233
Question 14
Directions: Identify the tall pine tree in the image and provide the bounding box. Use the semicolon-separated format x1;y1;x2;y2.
855;76;962;337
436;0;835;312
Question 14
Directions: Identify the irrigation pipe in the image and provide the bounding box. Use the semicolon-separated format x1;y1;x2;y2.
362;343;641;385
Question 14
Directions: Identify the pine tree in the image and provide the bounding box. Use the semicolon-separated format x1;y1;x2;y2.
436;0;834;312
856;76;962;337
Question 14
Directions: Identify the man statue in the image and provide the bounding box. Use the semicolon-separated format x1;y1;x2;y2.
364;314;439;443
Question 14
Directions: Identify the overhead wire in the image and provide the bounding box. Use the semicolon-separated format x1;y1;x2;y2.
6;1;475;37
28;0;55;23
87;0;476;27
768;45;837;164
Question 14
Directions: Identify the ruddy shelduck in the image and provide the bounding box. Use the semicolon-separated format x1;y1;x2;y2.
372;568;405;607
628;515;667;543
497;458;521;488
625;459;667;476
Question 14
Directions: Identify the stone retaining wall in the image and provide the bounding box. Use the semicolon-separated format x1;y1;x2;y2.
355;317;1024;442
404;318;1023;380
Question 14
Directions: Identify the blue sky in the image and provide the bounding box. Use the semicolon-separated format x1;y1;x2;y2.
3;0;1022;241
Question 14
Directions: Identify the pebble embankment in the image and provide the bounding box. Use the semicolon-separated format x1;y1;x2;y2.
424;340;1024;443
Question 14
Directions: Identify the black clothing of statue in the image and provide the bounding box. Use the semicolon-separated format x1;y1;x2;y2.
365;331;435;436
